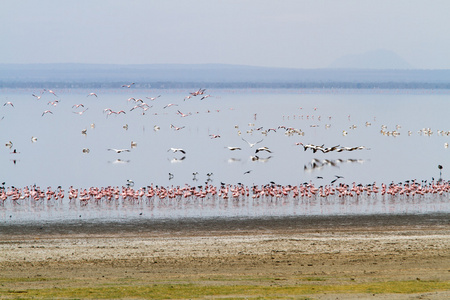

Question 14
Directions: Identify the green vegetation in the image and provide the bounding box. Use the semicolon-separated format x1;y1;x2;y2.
0;278;448;299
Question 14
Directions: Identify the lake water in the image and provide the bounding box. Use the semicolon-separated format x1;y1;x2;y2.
1;87;450;221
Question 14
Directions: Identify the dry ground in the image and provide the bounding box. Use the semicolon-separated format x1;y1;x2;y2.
0;214;449;299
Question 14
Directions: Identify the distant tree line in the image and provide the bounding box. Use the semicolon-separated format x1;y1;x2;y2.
1;81;450;89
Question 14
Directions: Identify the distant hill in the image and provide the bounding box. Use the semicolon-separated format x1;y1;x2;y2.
1;63;450;89
329;49;413;69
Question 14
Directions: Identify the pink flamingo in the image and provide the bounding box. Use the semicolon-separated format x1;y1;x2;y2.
42;110;53;116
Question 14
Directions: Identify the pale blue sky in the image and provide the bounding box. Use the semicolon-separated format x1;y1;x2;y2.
1;0;449;69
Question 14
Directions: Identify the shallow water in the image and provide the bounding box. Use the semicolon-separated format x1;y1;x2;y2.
1;88;450;221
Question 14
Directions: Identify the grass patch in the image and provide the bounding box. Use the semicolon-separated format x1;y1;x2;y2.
0;277;57;283
0;280;448;299
298;277;327;282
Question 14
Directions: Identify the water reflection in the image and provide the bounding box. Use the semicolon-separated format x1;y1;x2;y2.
2;88;450;221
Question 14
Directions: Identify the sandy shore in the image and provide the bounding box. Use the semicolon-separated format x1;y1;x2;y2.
1;214;449;299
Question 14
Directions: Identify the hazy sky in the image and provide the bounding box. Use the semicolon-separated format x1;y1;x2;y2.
1;0;449;69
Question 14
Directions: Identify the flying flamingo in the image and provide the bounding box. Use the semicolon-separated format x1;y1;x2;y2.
146;95;161;101
177;110;190;117
48;100;60;106
108;148;131;153
72;108;89;115
72;104;85;108
122;83;135;88
168;148;186;154
42;110;53;116
44;89;58;97
170;124;185;131
163;103;178;109
255;146;272;154
32;93;43;100
225;146;241;151
3;102;14;107
87;93;98;97
242;138;264;148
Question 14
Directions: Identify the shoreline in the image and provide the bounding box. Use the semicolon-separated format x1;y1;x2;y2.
1;213;448;238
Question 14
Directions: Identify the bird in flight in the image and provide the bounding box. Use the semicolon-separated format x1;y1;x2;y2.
3;102;14;107
146;95;161;101
255;146;272;154
32;92;43;100
122;83;135;88
87;93;98;97
163;103;178;109
42;110;53;116
170;124;185;131
167;148;186;154
44;89;58;97
72;108;89;115
242;138;264;148
225;146;241;151
108;148;131;153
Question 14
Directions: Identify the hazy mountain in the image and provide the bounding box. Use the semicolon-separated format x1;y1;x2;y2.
329;49;413;69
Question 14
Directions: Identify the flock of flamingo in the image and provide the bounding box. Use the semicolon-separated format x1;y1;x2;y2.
1;84;449;213
1;179;450;207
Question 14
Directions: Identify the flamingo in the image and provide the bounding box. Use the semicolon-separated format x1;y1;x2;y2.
32;93;43;100
48;100;59;106
72;108;89;115
168;148;186;154
72;104;85;108
163;103;178;109
108;148;131;153
190;88;206;96
44;89;58;97
87;93;98;97
170;124;185;131
255;146;272;154
3;102;14;107
209;134;221;139
42;110;53;116
177;110;190;117
242;138;264;148
146;95;161;101
225;146;241;151
121;82;135;88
